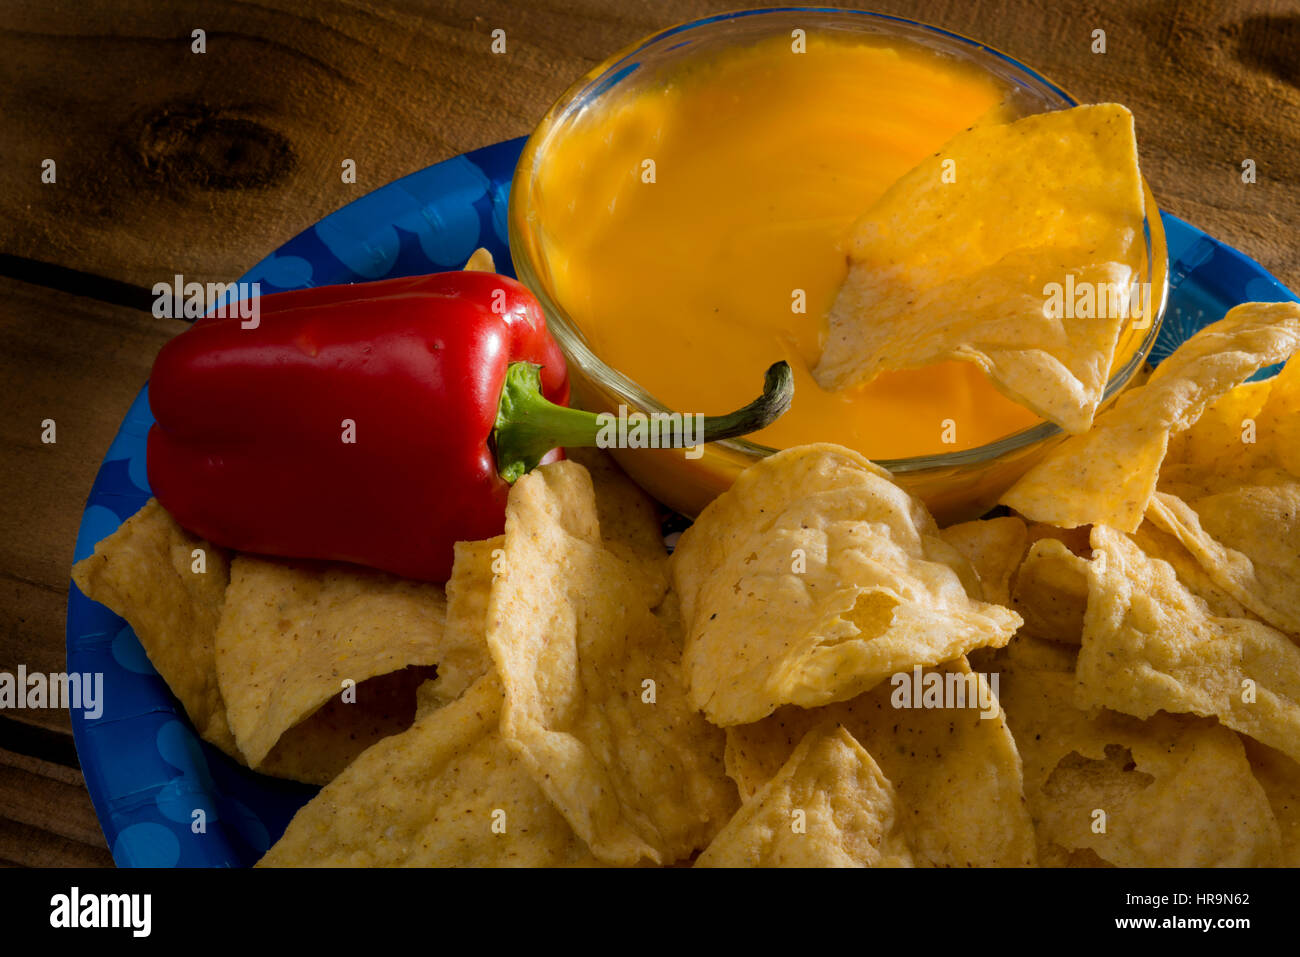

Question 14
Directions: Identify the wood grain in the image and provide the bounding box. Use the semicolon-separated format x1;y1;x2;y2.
0;0;1296;867
0;277;186;738
0;748;113;866
3;0;1297;290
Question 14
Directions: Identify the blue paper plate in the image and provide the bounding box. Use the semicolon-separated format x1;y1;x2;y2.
66;136;1300;867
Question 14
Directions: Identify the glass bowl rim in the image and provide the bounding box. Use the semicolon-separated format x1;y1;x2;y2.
508;5;1170;473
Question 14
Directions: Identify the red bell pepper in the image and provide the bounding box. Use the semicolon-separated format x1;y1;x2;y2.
147;270;792;582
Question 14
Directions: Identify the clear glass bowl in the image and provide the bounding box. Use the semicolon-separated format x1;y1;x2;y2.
509;6;1169;522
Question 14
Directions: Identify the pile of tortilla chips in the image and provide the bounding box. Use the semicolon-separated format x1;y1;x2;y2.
674;305;1300;867
71;104;1300;866
75;311;1300;865
72;498;453;785
991;301;1300;867
76;450;736;866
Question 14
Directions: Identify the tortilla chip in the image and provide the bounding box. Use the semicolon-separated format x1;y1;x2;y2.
259;668;444;784
1140;350;1300;638
72;499;235;751
1037;845;1113;868
463;247;495;272
1077;524;1300;765
724;657;1036;866
1242;737;1300;866
697;724;913;868
939;515;1027;605
563;446;667;596
1252;351;1300;477
1010;538;1091;645
982;632;1079;675
73;500;455;785
1001;301;1300;532
421;537;499;707
1002;663;1280;866
1025;521;1093;557
670;444;1020;726
1146;487;1300;637
259;675;598;867
1163;378;1271;483
1130;518;1253;619
486;462;736;866
214;556;449;770
815;104;1146;434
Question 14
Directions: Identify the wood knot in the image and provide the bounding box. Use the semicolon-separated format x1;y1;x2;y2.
1234;15;1300;87
132;104;294;190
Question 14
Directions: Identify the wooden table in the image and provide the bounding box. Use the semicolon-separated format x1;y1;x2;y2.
2;0;1297;867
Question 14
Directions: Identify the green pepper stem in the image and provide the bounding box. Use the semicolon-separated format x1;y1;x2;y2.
493;360;794;483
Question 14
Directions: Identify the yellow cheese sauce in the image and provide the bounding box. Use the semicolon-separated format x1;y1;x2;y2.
533;33;1116;457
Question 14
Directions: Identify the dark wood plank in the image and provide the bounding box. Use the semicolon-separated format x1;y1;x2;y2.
2;0;1297;288
0;276;186;734
0;817;113;868
0;0;642;289
0;747;112;866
